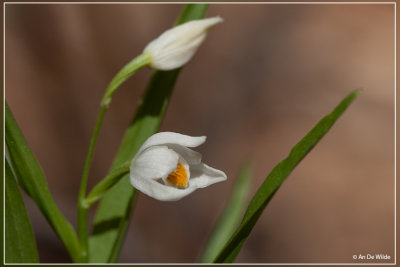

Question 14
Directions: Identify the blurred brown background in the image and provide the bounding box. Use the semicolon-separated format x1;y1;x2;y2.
5;3;394;263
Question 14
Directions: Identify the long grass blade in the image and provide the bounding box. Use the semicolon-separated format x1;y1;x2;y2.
5;102;82;262
5;160;39;263
214;89;361;263
200;163;252;263
88;4;210;262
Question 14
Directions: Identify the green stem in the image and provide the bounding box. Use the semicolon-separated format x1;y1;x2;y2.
101;52;152;107
84;162;131;207
77;53;151;262
77;106;106;261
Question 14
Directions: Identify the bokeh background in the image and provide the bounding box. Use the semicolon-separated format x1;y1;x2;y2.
5;3;395;263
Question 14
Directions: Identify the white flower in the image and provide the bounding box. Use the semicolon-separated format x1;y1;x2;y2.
143;17;223;71
130;132;227;201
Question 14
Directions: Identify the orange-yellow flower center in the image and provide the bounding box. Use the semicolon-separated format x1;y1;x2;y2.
166;162;188;188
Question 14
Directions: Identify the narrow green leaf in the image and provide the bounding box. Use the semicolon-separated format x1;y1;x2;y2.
5;102;82;262
214;89;361;263
200;163;252;263
5;160;39;263
175;3;209;24
89;4;210;263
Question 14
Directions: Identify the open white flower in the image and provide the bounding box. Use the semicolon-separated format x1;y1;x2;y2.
143;17;223;71
130;132;227;201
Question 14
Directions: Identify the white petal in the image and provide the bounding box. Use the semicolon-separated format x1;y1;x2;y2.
146;34;206;71
189;163;227;188
137;132;206;154
131;145;178;181
156;17;222;46
131;162;226;201
133;177;198;201
167;144;202;165
144;17;223;70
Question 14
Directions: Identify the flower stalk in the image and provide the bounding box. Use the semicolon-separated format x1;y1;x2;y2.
77;106;106;261
77;53;151;262
101;53;152;107
83;162;131;208
77;16;222;261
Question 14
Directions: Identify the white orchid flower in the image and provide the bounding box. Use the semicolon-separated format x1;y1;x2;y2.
143;17;223;71
130;132;227;201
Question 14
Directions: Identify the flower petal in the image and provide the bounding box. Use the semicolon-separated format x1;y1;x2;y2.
133;177;198;201
131;145;178;180
144;17;223;70
137;132;206;154
146;34;207;71
189;163;227;188
167;144;202;165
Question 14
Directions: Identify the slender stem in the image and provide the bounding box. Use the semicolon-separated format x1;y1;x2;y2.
77;106;106;261
84;162;131;207
101;52;152;106
76;53;151;262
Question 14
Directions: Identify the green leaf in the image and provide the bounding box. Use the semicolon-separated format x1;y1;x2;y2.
5;160;39;263
200;163;252;263
175;3;209;24
88;4;210;263
214;89;361;263
5;102;82;262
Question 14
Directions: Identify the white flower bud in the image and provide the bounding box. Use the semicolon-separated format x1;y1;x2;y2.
143;17;223;71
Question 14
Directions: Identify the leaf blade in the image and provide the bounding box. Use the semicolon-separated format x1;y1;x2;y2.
214;89;361;263
89;4;210;263
5;102;82;262
200;163;252;263
5;160;39;263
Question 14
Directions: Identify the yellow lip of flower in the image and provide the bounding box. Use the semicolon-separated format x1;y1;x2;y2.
166;162;188;188
129;132;227;201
